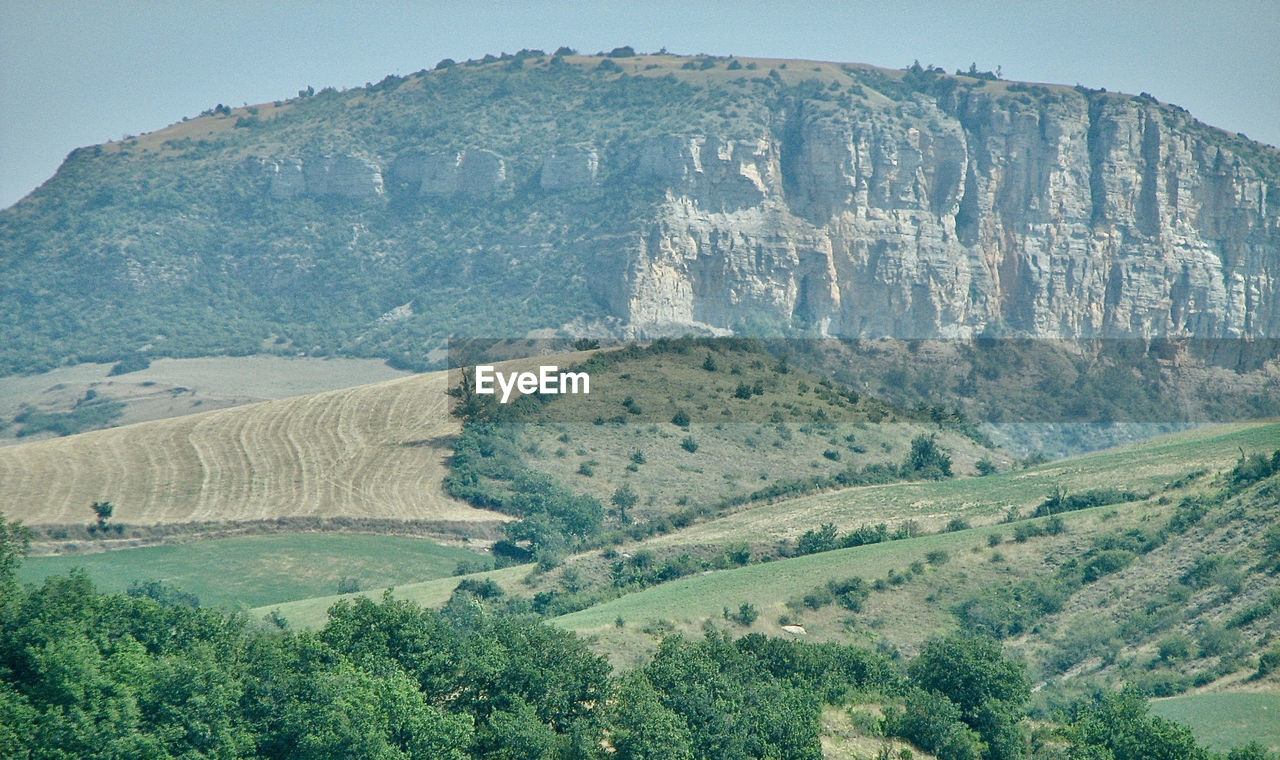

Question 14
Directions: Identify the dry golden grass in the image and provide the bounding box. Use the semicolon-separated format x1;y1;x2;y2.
0;367;504;527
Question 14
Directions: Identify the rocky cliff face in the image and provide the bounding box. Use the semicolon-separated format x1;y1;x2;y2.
266;155;384;199
255;86;1278;343
620;90;1278;342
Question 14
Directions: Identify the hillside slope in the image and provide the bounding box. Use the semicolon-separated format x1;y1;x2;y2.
0;367;500;530
1;51;1278;376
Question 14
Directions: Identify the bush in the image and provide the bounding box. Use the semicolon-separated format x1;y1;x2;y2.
1082;549;1135;582
453;577;506;599
797;523;840;555
725;542;751;566
803;587;835;609
1257;646;1280;678
672;410;691;428
903;435;952;479
1156;635;1191;662
726;602;758;626
680;436;698;453
108;352;151;375
886;689;984;760
1035;487;1140;517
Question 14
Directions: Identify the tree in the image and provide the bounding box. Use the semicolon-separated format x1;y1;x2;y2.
910;633;1029;759
797;523;839;555
611;673;693;760
1066;688;1210;760
611;484;639;524
474;697;559;760
0;514;30;588
888;688;984;760
90;501;113;530
911;634;1029;720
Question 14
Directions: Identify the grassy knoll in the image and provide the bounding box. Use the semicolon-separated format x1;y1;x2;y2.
18;534;489;609
1150;692;1280;751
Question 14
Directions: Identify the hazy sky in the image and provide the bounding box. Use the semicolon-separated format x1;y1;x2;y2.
2;1;1278;209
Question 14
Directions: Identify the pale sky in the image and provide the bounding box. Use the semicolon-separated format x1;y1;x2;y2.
2;1;1278;209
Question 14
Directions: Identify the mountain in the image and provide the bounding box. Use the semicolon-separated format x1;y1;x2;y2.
2;51;1278;377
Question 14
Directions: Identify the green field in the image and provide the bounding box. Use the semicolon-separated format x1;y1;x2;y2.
250;564;532;629
19;534;488;609
1150;692;1280;751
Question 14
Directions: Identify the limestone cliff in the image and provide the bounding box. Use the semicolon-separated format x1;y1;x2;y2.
258;84;1278;343
619;89;1278;342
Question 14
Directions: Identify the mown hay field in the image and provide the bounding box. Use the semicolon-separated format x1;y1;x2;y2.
0;368;503;527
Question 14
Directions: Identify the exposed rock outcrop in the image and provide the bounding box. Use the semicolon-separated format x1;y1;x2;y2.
391;149;507;197
247;82;1280;345
615;89;1279;343
540;146;599;190
266;155;384;199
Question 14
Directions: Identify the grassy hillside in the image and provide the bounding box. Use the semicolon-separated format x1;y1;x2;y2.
449;339;1004;531
17;533;487;609
255;421;1279;657
641;422;1280;548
